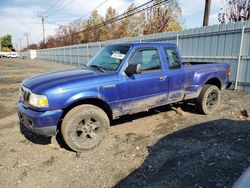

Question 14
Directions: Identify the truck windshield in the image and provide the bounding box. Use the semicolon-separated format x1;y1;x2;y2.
86;45;130;71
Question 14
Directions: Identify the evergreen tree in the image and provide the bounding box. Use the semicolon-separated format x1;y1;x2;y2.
1;34;14;51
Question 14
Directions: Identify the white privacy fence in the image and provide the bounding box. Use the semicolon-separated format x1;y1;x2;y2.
26;21;250;92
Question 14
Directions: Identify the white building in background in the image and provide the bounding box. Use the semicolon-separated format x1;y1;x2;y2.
20;50;37;59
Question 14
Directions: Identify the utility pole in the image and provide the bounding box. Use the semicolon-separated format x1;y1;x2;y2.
24;32;30;47
38;14;47;47
15;42;18;52
203;0;211;26
18;39;22;52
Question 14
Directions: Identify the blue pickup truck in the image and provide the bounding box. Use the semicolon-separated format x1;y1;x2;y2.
18;43;231;151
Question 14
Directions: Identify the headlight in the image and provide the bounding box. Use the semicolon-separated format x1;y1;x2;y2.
29;93;49;108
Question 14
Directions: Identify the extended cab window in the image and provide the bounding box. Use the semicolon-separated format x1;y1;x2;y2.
164;47;181;69
130;48;161;72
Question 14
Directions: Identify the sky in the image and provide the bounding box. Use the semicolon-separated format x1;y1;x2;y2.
0;0;223;50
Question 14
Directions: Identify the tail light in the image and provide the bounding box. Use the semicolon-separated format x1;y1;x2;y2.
227;67;230;77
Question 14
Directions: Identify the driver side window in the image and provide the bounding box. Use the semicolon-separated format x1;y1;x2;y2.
130;48;161;73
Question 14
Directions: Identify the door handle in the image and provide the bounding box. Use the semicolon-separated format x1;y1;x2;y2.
159;76;166;81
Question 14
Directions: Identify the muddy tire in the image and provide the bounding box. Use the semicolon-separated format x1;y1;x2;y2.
196;84;220;115
61;104;110;151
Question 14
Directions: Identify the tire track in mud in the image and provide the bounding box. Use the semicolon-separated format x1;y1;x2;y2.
0;83;20;89
0;114;18;127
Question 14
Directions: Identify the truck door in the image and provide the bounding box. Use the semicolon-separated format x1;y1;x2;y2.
118;47;169;114
163;46;185;103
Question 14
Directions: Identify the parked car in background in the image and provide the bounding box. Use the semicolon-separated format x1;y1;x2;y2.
18;42;231;151
0;51;7;58
0;51;21;58
5;52;20;58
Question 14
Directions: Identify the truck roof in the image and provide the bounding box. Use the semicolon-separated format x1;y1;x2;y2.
106;42;177;47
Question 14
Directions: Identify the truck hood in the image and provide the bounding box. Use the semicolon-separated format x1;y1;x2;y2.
22;68;102;92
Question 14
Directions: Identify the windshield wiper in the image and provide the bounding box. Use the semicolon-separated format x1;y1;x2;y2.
89;65;105;72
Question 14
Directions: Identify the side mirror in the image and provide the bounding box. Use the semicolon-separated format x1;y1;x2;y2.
125;64;141;76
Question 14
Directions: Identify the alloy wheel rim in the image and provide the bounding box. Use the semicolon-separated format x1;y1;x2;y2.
75;117;100;140
206;90;218;111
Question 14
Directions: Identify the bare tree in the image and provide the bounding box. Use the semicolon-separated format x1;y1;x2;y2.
218;0;250;23
78;10;104;43
144;0;182;34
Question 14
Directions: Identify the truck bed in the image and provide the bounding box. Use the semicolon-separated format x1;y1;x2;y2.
184;61;220;65
182;62;229;99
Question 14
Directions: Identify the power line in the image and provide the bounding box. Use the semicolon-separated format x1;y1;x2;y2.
26;0;68;46
45;0;74;17
40;0;62;14
30;24;41;33
92;0;154;28
46;0;109;26
59;0;165;40
26;13;41;34
40;0;67;16
33;33;44;45
114;0;135;13
43;0;110;30
45;20;64;27
39;0;167;47
77;0;108;20
29;0;132;45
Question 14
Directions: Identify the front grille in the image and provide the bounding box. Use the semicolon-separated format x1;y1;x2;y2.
20;85;30;107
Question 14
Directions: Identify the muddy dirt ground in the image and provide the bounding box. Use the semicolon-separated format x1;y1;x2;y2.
0;58;250;188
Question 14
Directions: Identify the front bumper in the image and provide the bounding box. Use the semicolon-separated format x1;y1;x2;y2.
17;102;63;136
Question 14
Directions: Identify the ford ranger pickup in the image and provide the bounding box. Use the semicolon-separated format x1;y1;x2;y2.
18;43;231;151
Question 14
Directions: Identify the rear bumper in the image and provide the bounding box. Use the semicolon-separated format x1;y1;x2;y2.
17;102;63;136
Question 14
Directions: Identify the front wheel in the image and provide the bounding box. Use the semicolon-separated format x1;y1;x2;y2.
196;84;220;115
61;104;110;151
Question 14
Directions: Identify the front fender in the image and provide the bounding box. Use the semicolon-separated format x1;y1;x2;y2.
63;91;108;109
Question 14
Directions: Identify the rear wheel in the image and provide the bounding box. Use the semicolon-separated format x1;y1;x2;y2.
196;84;220;115
61;104;110;151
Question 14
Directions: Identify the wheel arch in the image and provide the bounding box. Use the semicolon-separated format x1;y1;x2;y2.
57;97;113;131
204;77;222;90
